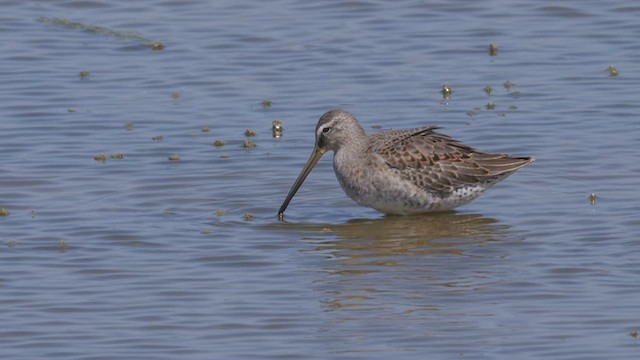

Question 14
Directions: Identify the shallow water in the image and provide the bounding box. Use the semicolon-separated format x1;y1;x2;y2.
1;0;640;359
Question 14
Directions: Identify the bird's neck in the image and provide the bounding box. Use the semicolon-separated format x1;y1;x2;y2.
336;130;369;156
334;132;369;164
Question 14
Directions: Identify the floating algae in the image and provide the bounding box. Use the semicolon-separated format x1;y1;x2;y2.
150;42;164;51
488;43;498;56
37;17;165;51
272;119;283;138
243;213;255;221
441;84;453;99
242;139;256;148
503;80;516;90
58;240;68;252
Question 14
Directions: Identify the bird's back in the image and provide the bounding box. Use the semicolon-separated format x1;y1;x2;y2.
367;126;534;196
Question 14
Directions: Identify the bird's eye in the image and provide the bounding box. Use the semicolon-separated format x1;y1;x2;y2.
322;127;332;133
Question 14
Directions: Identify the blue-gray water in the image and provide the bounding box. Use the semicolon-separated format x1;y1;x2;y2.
1;0;640;359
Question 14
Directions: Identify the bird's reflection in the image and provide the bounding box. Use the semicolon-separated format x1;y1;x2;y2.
288;212;516;312
313;212;509;259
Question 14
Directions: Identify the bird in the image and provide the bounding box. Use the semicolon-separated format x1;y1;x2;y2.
278;109;534;218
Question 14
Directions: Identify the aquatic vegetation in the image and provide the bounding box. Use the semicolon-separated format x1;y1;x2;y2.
244;128;256;137
168;154;181;161
79;70;90;79
589;192;597;205
7;240;16;247
150;41;165;51
484;86;492;96
214;140;225;147
607;65;619;77
171;91;181;99
489;43;498;56
215;209;225;217
110;153;124;159
201;127;210;132
0;208;9;216
272;119;283;138
37;17;164;51
126;122;135;130
243;212;254;221
242;139;256;148
262;99;272;108
486;101;496;110
152;135;164;141
441;84;453;99
94;154;108;162
503;80;516;90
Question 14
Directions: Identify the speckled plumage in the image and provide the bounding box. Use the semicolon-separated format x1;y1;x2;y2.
278;109;534;217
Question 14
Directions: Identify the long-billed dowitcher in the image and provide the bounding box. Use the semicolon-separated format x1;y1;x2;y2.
278;109;534;218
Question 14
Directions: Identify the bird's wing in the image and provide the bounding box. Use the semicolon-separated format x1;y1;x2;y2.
368;126;533;193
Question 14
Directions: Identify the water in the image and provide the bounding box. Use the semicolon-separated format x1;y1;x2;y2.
1;0;639;359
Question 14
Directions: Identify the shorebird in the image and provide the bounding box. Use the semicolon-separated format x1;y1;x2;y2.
278;109;534;218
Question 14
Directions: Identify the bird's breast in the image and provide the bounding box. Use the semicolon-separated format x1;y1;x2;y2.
332;151;424;212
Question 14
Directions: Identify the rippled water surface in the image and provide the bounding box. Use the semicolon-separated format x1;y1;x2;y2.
2;0;640;359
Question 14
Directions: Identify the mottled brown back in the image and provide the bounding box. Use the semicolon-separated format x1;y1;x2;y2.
368;126;534;193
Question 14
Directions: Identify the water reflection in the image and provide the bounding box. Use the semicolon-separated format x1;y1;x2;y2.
299;212;515;312
320;212;507;254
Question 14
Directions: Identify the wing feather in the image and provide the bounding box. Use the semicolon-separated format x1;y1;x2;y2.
368;127;533;194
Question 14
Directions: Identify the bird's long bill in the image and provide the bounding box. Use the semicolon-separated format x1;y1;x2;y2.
278;147;325;218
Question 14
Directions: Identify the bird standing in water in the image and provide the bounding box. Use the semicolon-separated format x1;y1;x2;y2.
278;110;534;219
